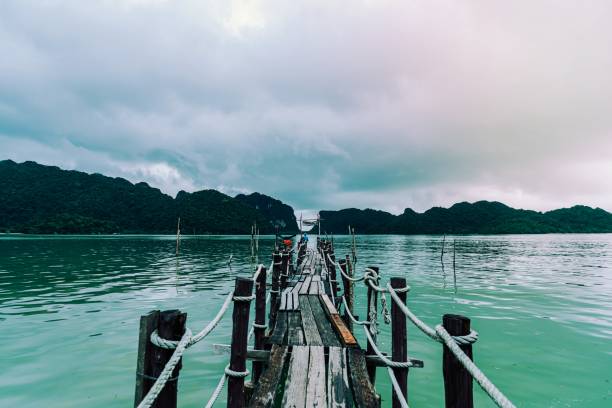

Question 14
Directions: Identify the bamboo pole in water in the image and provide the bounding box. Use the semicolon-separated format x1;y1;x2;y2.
175;217;181;256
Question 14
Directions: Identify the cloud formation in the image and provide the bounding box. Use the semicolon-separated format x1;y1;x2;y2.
2;0;612;214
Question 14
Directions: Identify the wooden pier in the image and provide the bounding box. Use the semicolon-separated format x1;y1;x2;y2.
250;242;378;407
133;236;515;408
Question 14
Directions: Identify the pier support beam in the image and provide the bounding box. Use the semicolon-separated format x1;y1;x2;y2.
365;266;379;384
442;314;473;408
228;277;254;408
268;251;281;335
391;277;408;408
339;258;353;331
252;266;267;382
134;309;186;408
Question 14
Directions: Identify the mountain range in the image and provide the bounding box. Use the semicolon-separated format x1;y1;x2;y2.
0;160;298;234
2;159;612;234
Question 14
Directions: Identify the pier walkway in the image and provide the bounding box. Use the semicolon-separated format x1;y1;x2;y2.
133;236;516;408
250;248;377;407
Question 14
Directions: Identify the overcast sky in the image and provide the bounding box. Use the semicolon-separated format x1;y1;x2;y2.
2;1;612;216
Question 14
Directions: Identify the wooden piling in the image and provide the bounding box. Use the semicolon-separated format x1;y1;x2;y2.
134;310;186;408
328;250;339;297
365;266;379;384
134;310;159;407
280;252;289;290
442;314;473;408
228;277;254;408
339;258;353;331
390;277;408;408
269;252;281;333
253;266;267;382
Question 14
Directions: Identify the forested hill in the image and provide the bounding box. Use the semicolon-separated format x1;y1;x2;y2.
0;160;298;234
317;201;612;234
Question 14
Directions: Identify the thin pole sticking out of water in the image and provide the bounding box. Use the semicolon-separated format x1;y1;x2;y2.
440;233;446;266
453;239;457;293
175;217;181;256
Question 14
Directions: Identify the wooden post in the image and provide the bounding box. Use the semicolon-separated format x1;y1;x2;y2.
279;252;289;290
269;252;281;334
253;266;267;382
134;310;159;407
365;266;379;384
134;310;186;408
442;314;473;408
339;258;353;331
228;277;254;408
328;250;339;297
390;277;408;408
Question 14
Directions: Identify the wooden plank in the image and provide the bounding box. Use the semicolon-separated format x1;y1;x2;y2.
248;345;289;408
279;289;287;311
309;280;320;295
282;346;310;408
267;311;287;345
292;288;300;311
347;348;380;408
287;312;305;346
312;275;321;282
330;314;358;347
299;276;312;295
320;293;339;314
298;295;323;346
328;347;353;408
308;296;341;347
306;346;327;407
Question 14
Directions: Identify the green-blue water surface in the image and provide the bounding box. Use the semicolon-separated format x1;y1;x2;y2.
1;234;611;407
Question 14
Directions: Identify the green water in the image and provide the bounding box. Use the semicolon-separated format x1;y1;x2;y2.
1;235;611;407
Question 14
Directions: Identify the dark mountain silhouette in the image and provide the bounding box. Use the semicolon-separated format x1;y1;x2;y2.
235;192;299;231
0;160;297;234
317;201;612;234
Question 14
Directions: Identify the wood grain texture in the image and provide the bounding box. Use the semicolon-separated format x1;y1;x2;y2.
306;346;327;408
287;312;305;346
298;295;323;346
282;346;310;408
347;348;380;408
299;276;312;295
267;311;287;345
328;347;353;408
308;296;341;347
248;345;289;408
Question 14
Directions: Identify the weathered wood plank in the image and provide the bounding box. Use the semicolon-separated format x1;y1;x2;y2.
298;295;323;346
347;348;380;408
248;345;289;408
299;276;312;295
330;314;358;347
282;346;310;408
308;296;341;347
320;293;339;314
287;312;305;346
306;346;327;407
268;311;287;345
309;280;320;295
312;275;321;282
328;347;353;408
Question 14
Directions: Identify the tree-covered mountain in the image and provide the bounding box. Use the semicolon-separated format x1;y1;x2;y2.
317;201;612;234
0;160;297;234
235;192;299;232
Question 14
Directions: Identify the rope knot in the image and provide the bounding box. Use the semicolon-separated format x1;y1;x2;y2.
224;365;250;378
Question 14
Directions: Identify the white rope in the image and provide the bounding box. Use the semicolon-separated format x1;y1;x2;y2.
224;365;250;378
340;296;370;326
204;373;227;408
362;326;418;368
233;295;255;302
386;284;478;345
435;325;516;408
151;291;235;350
387;367;410;408
137;328;192;408
328;254;364;282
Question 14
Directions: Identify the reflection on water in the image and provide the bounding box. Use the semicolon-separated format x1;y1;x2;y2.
1;234;611;407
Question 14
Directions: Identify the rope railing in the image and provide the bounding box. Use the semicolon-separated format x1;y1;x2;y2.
326;244;514;408
138;265;264;408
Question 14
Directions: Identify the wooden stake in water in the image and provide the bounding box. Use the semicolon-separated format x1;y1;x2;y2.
453;240;457;293
175;217;181;256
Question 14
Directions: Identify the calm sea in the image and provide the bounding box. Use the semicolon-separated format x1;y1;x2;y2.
1;234;611;407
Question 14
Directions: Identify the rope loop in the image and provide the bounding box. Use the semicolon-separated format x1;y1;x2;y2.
224;365;250;378
252;322;267;329
233;295;255;302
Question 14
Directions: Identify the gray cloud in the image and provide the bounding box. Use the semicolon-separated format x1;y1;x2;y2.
1;0;612;214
